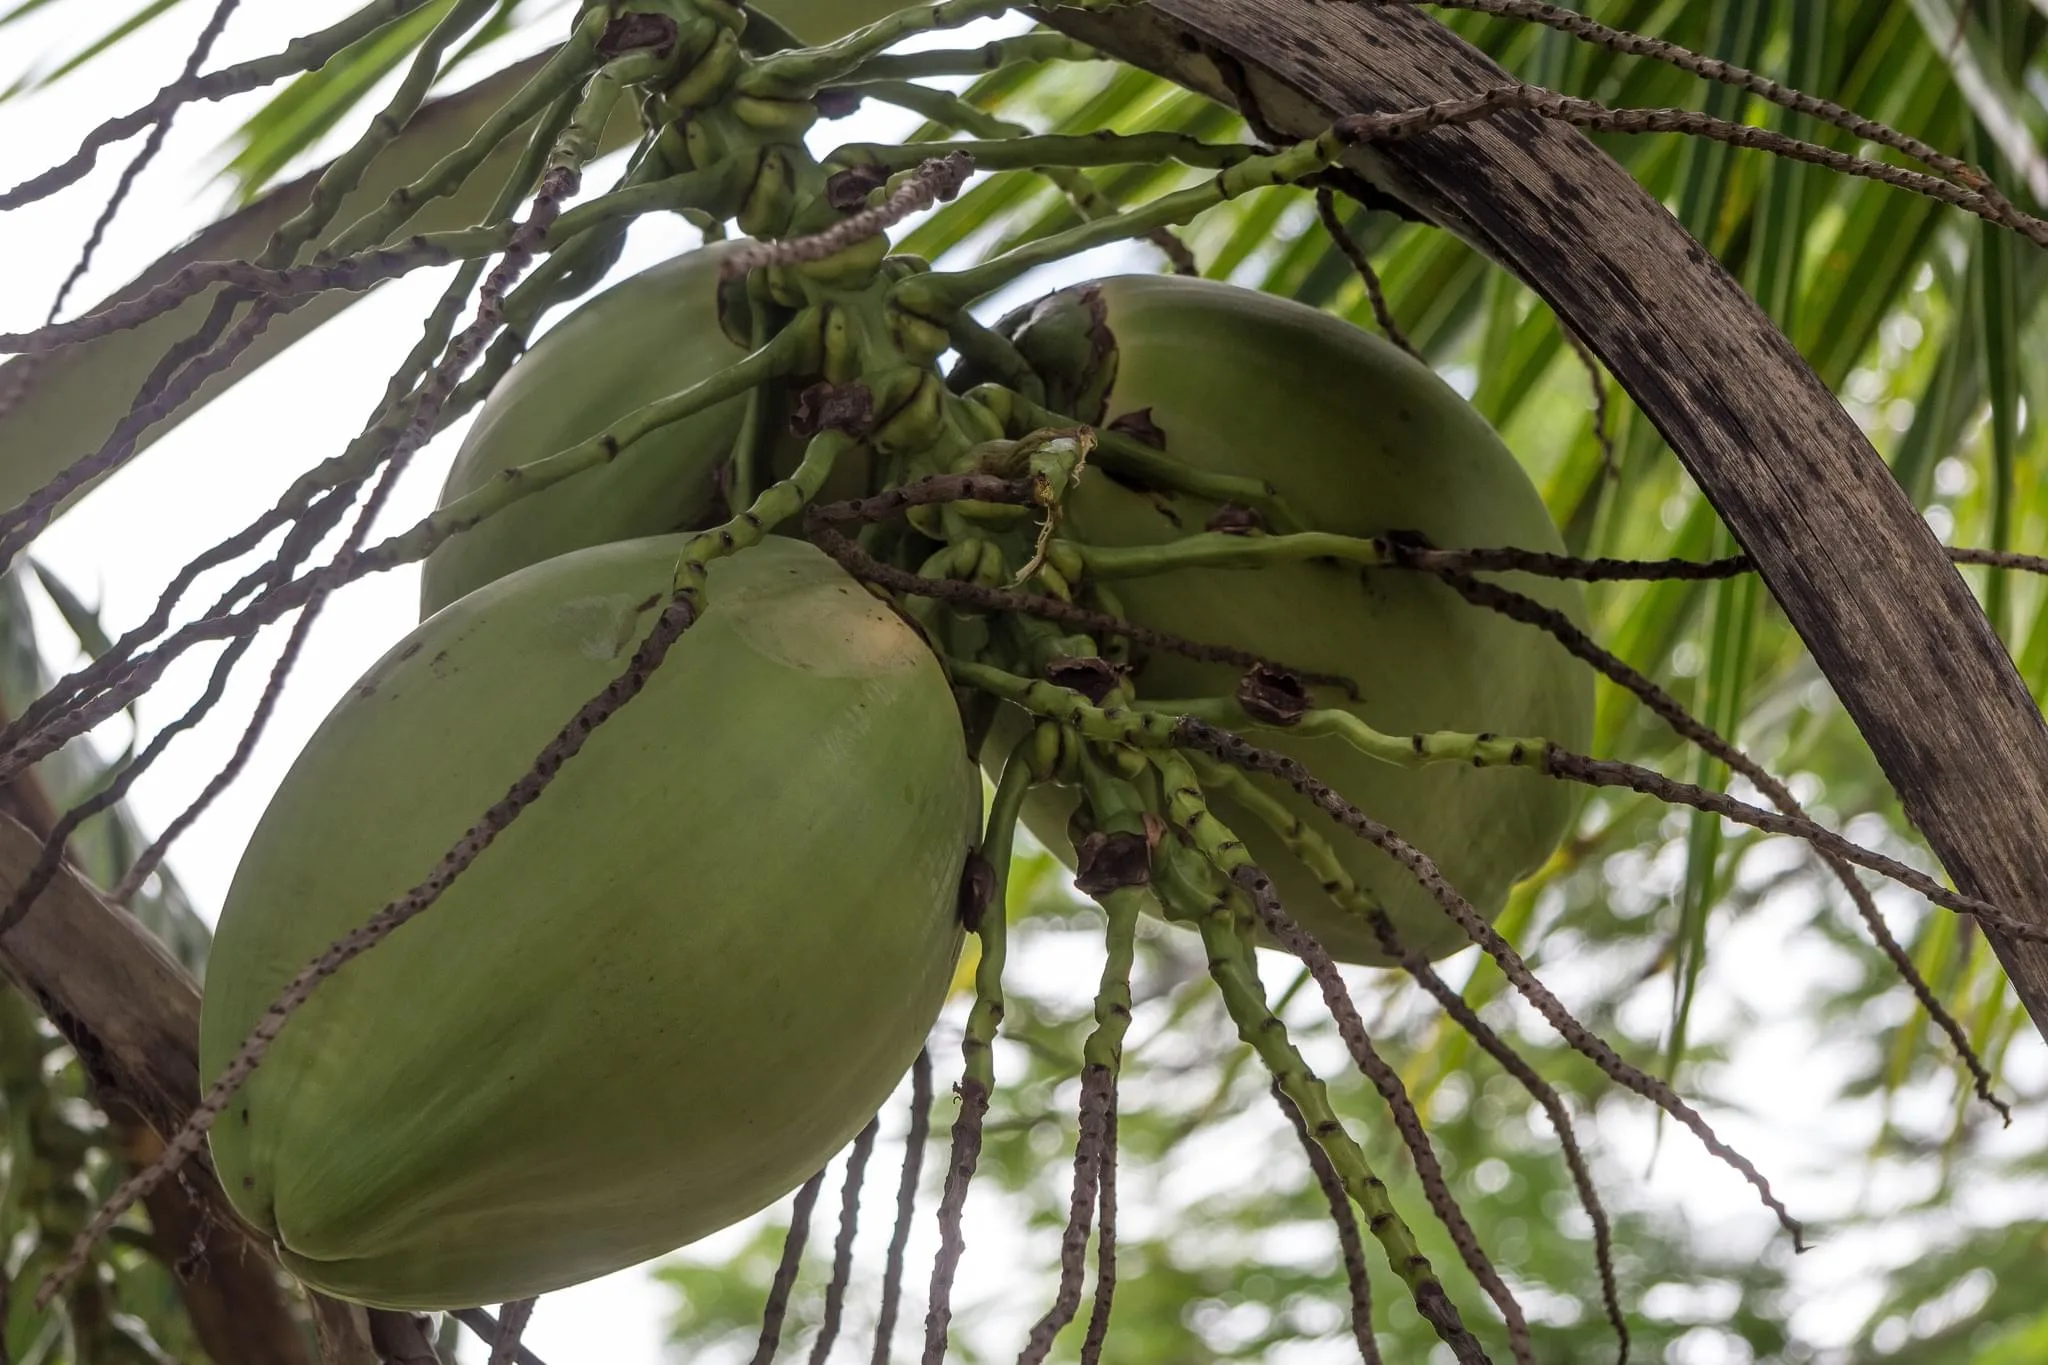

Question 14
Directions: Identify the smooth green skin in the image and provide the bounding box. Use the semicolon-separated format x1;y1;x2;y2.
203;536;977;1308
419;244;754;619
981;275;1595;965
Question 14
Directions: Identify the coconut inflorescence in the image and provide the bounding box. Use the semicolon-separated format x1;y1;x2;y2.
199;59;1592;1310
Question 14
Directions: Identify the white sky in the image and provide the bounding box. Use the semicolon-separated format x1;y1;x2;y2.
4;5;2047;1364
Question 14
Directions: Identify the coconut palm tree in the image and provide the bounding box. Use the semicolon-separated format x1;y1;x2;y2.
2;1;2046;1360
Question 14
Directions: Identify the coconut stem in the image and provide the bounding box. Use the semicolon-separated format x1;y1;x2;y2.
964;386;1309;534
1163;756;1533;1361
1166;862;1488;1363
831;130;1251;178
672;424;850;605
321;9;610;260
835;33;1103;85
742;0;1024;97
922;739;1030;1364
1186;748;1628;1360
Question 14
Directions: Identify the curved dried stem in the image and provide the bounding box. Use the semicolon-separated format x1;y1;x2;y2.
1371;915;1629;1364
1018;878;1137;1365
44;0;244;323
752;1173;826;1365
1171;866;1490;1363
922;740;1030;1365
1326;84;2047;246
0;0;503;567
1078;1096;1119;1365
1272;1082;1382;1364
1314;187;1415;358
0;0;438;212
1377;0;2038;231
486;1298;538;1365
809;1117;880;1365
722;153;975;279
1190;753;1623;1361
871;1049;934;1365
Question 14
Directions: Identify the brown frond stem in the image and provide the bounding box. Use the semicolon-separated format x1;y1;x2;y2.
722;152;974;279
809;1117;881;1365
753;1172;827;1365
1173;717;1808;1250
486;1298;538;1365
1272;1082;1381;1365
1148;228;1200;276
872;1049;934;1365
455;1308;552;1365
1016;1067;1115;1365
920;1075;991;1365
1542;748;2040;948
107;454;410;906
0;473;362;770
0;629;260;938
0;296;288;568
1369;913;1627;1364
1078;1096;1119;1365
0;168;575;799
105;166;572;904
1314;188;1416;358
1229;865;1532;1364
1381;542;2048;582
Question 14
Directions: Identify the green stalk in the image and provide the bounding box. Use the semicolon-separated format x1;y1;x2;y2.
964;386;1308;534
1135;698;1545;773
948;659;1177;749
370;327;813;572
971;740;1034;1090
546;159;748;242
1076;529;1394;578
1153;755;1461;1336
266;0;503;268
670;423;846;603
831;131;1250;178
919;131;1345;310
838;33;1101;83
1187;754;1381;920
322;9;610;258
739;0;1022;95
1165;847;1462;1351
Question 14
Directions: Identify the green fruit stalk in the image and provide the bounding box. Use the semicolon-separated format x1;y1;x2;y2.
975;275;1594;965
203;536;976;1308
751;0;909;45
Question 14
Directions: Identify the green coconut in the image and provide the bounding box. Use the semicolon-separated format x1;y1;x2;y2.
419;242;852;620
972;275;1594;965
203;535;976;1309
